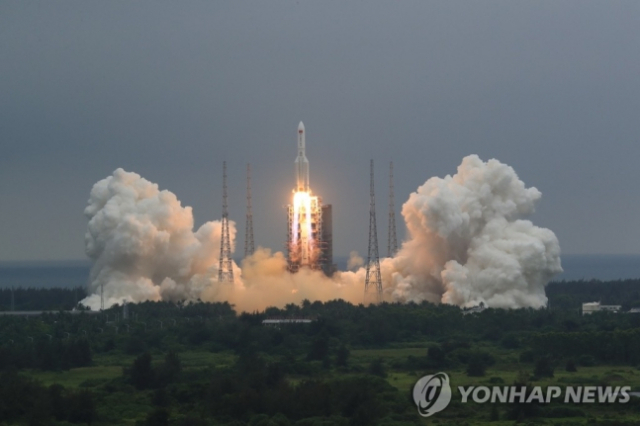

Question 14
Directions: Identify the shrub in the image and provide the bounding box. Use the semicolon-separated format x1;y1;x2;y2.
534;357;554;379
368;358;387;378
578;355;596;367
519;350;535;363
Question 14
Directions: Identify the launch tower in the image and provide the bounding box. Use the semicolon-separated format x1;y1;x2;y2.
218;161;234;283
365;160;383;302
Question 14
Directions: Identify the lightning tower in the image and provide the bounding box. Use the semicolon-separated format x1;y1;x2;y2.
218;161;234;283
387;161;398;257
365;160;383;302
244;164;255;258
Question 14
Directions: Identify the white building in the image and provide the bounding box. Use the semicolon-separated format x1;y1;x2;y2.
462;302;486;315
582;301;621;315
262;318;314;326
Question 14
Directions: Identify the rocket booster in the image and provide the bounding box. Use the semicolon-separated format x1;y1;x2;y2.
295;121;310;192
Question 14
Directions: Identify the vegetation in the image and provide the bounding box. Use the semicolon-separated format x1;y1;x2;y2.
0;287;87;311
1;282;640;424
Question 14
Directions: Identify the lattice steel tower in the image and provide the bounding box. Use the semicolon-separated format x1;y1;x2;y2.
365;159;383;302
244;163;255;258
387;161;398;257
218;161;234;283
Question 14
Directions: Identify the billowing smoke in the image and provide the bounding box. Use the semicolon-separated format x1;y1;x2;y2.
347;251;364;271
384;155;562;308
202;248;365;312
82;168;240;309
81;155;561;311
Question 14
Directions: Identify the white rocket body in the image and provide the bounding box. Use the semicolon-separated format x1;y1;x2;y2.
295;121;310;192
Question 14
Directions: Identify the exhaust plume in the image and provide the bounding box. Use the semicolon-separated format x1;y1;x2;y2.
384;155;562;308
347;251;364;271
81;155;561;311
81;168;238;309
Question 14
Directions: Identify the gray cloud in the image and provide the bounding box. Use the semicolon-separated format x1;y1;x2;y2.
1;1;639;261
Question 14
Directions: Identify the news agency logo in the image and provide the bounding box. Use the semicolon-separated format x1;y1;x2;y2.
412;372;452;417
412;372;632;418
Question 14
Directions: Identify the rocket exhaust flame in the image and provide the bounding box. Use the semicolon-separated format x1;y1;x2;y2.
289;190;320;269
292;191;314;264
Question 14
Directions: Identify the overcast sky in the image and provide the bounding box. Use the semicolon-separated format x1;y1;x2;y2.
1;1;639;261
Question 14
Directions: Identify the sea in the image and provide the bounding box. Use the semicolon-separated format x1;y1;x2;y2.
1;255;640;289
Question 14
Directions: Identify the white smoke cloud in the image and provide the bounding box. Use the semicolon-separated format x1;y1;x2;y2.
81;168;238;310
384;155;562;308
81;156;561;311
347;250;364;271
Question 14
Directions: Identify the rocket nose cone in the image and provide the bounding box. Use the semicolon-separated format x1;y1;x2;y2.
298;121;305;132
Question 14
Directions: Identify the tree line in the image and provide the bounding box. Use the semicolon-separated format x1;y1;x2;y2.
0;287;87;311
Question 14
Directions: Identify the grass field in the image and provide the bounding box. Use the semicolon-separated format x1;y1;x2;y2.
352;345;640;425
25;345;640;391
26;365;122;388
25;349;236;388
20;344;640;425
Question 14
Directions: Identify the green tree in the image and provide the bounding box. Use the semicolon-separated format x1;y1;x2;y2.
152;388;169;407
335;343;350;367
158;350;181;385
466;351;494;377
368;358;387;378
534;356;554;378
426;345;447;368
67;390;96;425
501;333;520;349
48;384;67;421
466;357;486;377
144;407;169;426
490;404;500;421
131;352;155;389
307;333;329;362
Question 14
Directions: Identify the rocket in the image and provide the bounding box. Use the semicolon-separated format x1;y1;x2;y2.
295;121;310;192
